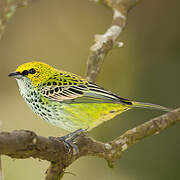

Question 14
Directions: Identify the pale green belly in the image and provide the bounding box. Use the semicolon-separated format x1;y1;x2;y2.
59;103;130;131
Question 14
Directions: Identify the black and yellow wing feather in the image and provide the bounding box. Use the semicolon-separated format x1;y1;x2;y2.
39;72;132;105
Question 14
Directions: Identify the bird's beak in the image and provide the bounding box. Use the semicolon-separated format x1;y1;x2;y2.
8;71;22;79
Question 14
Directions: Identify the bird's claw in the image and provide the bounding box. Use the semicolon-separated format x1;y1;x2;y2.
49;128;86;155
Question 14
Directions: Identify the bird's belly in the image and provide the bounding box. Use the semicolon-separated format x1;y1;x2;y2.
23;92;130;132
59;103;130;131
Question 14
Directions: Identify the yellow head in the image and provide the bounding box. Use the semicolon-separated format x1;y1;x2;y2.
8;62;57;87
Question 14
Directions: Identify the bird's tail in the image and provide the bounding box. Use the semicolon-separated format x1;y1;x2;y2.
131;101;172;112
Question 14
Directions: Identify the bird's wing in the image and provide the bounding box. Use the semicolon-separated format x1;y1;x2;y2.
40;79;132;105
40;84;86;102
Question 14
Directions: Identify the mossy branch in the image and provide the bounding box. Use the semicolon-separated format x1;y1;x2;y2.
0;108;179;179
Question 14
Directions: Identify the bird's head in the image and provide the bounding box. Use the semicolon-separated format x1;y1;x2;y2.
8;62;56;87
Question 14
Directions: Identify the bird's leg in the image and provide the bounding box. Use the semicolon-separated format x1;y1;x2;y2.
57;128;84;141
49;128;86;154
58;129;86;154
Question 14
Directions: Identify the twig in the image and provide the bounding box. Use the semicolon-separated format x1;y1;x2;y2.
0;0;36;40
0;108;179;179
86;0;142;82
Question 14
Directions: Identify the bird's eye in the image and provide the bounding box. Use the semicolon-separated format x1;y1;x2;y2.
29;68;36;74
22;70;29;76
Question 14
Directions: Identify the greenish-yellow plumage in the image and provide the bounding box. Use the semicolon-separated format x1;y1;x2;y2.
8;62;170;132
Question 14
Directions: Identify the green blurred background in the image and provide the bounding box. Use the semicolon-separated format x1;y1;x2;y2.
0;0;180;179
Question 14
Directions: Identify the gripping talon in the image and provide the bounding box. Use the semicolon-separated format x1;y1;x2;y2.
49;129;86;155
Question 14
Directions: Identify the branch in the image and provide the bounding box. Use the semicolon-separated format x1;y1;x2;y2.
86;0;142;82
0;108;179;179
0;0;36;40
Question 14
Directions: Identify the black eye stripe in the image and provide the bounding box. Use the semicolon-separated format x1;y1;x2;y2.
22;70;29;76
29;68;36;74
22;68;36;76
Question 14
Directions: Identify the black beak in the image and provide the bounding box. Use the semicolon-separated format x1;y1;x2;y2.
8;71;21;77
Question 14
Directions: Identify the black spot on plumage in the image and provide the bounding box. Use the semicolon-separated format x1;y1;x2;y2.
59;87;62;91
59;82;62;86
63;79;67;82
73;79;78;82
29;68;36;74
43;83;46;86
47;82;51;86
65;75;70;77
50;90;54;94
60;73;63;75
63;82;68;85
41;106;45;110
42;112;47;116
35;74;39;78
55;87;59;92
53;82;57;85
22;70;29;76
69;82;72;85
46;91;49;95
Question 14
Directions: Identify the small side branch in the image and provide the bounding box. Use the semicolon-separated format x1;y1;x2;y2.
86;0;142;82
0;108;179;179
0;0;36;40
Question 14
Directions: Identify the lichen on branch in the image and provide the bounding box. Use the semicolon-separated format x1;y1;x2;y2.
86;0;142;82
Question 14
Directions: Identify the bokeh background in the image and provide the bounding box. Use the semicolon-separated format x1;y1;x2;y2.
0;0;180;179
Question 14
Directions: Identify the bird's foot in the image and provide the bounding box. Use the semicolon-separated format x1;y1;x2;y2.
57;128;85;141
49;128;86;155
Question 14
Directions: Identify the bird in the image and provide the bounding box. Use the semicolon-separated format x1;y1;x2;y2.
8;62;171;134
